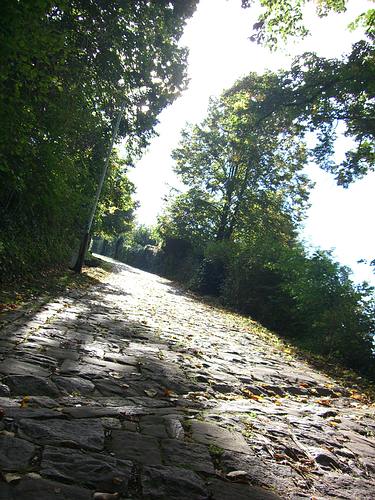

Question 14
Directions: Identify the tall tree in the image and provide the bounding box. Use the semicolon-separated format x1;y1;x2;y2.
0;0;198;277
170;78;312;244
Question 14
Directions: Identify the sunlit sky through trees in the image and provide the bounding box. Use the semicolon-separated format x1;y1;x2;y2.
120;0;375;285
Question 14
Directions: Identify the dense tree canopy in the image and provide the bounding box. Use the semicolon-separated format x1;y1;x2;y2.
164;77;312;244
0;0;198;277
241;0;373;47
226;43;374;186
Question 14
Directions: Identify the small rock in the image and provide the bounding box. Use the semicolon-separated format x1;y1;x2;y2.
141;465;208;500
311;448;341;469
3;375;60;398
0;383;10;396
226;470;248;479
18;418;104;451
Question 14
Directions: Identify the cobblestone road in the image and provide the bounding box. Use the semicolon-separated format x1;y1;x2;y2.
0;256;374;499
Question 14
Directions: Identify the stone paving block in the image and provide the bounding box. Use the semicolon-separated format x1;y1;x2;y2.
81;356;137;374
52;376;95;395
58;359;81;375
141;465;208;499
315;473;375;500
190;420;251;453
161;438;215;473
1;476;92;500
107;430;162;465
41;445;132;492
101;417;122;430
95;378;129;396
103;353;139;366
45;348;80;361
207;478;281;500
2;407;62;420
220;450;300;493
3;375;60;397
13;352;58;369
62;405;138;419
139;416;169;438
0;359;50;377
164;415;185;439
18;418;104;451
0;435;36;470
25;396;58;408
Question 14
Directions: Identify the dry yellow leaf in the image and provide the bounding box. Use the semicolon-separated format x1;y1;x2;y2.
20;396;30;408
316;399;332;407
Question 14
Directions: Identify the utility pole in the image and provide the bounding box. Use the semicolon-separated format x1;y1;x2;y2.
71;101;126;273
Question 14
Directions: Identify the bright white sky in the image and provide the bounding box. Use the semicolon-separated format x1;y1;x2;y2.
121;0;375;286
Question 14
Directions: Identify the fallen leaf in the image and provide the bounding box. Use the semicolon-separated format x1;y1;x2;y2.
316;399;332;407
163;388;173;397
112;476;123;484
241;388;263;401
327;421;339;428
350;392;366;401
20;396;30;408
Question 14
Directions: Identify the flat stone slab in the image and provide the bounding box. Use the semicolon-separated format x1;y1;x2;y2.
0;435;36;471
161;438;215;473
41;445;132;492
141;465;208;499
45;348;80;361
190;420;251;453
1;476;91;500
62;405;145;419
3;375;60;397
2;407;62;420
108;430;162;465
18;418;104;451
103;353;138;365
0;359;50;377
52;376;95;395
207;478;281;500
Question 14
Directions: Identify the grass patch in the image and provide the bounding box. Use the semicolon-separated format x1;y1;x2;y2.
0;259;111;315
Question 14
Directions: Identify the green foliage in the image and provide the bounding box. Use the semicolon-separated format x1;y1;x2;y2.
0;0;198;277
241;0;357;48
127;225;159;248
237;1;375;185
94;154;137;240
227;42;375;185
155;70;375;380
169;79;312;243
